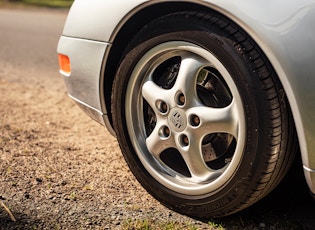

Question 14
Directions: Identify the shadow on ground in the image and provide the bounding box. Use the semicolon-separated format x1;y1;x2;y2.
0;212;42;230
217;157;315;229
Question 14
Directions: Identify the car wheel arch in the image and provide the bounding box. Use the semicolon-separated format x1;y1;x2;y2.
101;1;305;180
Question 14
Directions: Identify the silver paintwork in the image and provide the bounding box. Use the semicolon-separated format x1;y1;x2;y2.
58;0;315;193
57;36;115;134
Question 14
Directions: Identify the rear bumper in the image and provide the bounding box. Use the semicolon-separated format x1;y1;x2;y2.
57;36;115;135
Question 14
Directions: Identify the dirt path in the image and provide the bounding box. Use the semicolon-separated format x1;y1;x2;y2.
0;80;214;229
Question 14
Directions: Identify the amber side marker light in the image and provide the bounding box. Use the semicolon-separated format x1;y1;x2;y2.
58;54;71;76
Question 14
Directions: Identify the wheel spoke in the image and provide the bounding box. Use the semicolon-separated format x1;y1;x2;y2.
178;135;214;182
145;124;176;159
142;80;171;109
174;56;206;104
188;99;239;138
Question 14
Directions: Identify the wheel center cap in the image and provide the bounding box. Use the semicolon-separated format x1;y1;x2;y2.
168;108;187;132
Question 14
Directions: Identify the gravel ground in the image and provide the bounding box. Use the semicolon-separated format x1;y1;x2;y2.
0;80;215;229
1;6;315;230
2;79;315;230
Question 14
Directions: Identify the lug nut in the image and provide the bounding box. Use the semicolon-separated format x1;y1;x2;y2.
162;102;168;112
164;126;170;137
178;93;185;106
181;135;189;146
159;126;170;138
191;115;200;126
157;101;168;113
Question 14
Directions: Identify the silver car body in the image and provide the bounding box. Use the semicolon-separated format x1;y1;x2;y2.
57;0;315;193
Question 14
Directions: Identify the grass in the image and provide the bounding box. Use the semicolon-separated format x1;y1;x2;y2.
22;0;73;8
121;219;225;230
0;0;73;8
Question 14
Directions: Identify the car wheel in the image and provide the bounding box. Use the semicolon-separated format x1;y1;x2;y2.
111;12;297;217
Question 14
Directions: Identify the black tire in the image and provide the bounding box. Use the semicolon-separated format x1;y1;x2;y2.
111;11;297;218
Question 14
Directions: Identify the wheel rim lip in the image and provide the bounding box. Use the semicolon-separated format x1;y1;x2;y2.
125;41;246;196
